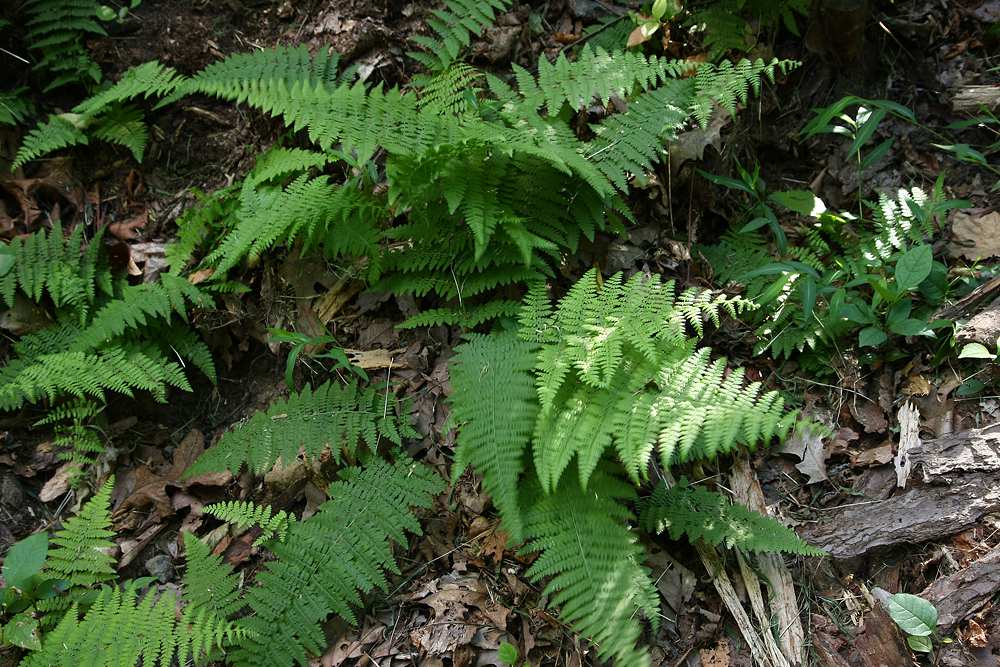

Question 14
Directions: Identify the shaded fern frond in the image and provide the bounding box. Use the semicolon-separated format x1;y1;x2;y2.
523;463;658;667
396;300;521;329
12;115;89;170
638;477;823;555
90;104;148;162
181;531;246;621
229;456;443;667
75;61;184;118
187;381;418;477
45;477;117;586
449;330;539;543
250;146;332;184
407;0;513;73
205;501;291;545
23;0;105;90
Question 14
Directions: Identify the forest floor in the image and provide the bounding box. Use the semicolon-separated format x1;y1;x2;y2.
2;0;1000;665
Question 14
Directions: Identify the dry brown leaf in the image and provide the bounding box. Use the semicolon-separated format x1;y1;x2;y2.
950;210;1000;261
780;425;829;484
851;443;894;467
700;639;730;667
38;461;83;502
108;209;148;241
115;429;204;520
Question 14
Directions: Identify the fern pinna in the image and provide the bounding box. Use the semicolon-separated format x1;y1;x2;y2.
448;270;817;667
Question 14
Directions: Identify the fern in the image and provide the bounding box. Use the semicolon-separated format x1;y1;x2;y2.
407;0;513;73
522;463;659;667
0;89;35;127
23;0;105;90
35;398;106;464
228;456;443;667
186;381;418;477
638;477;822;554
44;477;117;586
204;501;290;545
13;62;184;169
180;531;247;622
449;330;539;543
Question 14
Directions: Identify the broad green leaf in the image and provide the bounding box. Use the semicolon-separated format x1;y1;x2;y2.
895;245;933;292
756;273;793;305
740;216;772;233
697;169;754;194
772;190;827;217
957;378;986;396
867;277;895;304
889;318;930;337
848;107;887;156
860;138;893;171
959;343;994;359
2;613;41;651
799;275;817;320
498;642;519;666
886;593;937;637
859;326;887;347
907;636;932;653
96;5;117;21
0;246;14;277
652;0;667;19
1;533;48;592
885;298;912;324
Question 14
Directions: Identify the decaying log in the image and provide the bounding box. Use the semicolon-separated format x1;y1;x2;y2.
954;298;1000;349
951;84;1000;113
910;423;1000;481
853;603;912;667
797;473;1000;558
919;544;1000;634
798;425;1000;558
811;632;852;667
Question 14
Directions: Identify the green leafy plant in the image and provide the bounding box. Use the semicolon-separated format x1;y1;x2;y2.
265;326;370;389
699;160;787;256
885;593;951;657
448;270;820;667
21;0;106;91
96;0;141;23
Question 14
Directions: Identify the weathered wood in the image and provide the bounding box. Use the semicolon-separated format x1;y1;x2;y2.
951;84;1000;113
955;298;1000;349
810;632;852;667
919;544;1000;634
797;473;1000;558
910;424;1000;481
854;604;912;667
933;274;1000;324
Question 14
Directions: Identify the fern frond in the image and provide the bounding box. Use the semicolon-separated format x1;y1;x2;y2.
23;0;105;90
229;456;443;667
187;381;417;477
181;531;248;628
90;104;148;162
449;330;539;543
12;115;89;170
0;89;35;126
250;146;332;183
396;300;521;329
523;463;658;667
45;477;117;586
75;61;184;118
204;501;290;545
638;477;823;555
407;0;513;73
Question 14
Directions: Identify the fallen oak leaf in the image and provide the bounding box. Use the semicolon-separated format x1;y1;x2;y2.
114;428;205;522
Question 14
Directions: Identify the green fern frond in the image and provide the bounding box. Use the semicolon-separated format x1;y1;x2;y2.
45;477;117;586
90;105;148;162
23;0;105;90
529;270;790;491
449;330;539;543
638;477;824;555
416;64;484;115
0;89;35;126
397;300;521;329
165;184;242;275
523;463;658;667
407;0;513;73
229;456;443;667
12;115;89;170
204;501;290;545
181;531;247;621
250;146;332;183
75;61;184;119
187;381;417;477
861;186;937;261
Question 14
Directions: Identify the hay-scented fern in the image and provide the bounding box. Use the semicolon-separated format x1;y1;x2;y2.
448;270;822;667
49;42;790;329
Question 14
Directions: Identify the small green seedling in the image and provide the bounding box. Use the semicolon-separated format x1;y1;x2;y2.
885;593;951;657
97;0;141;23
266;326;369;389
498;641;522;667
